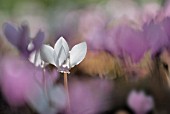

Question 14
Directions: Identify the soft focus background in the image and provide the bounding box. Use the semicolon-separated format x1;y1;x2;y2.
1;0;170;114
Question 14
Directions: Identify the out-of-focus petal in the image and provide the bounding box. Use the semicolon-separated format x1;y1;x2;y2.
19;23;30;49
118;26;148;62
27;84;66;114
0;57;36;106
161;17;170;47
69;78;113;114
143;21;169;56
0;56;58;106
78;10;106;51
32;30;45;51
3;23;19;46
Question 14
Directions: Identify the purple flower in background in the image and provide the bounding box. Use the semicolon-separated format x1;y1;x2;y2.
105;25;148;63
78;10;107;51
3;22;45;57
143;20;169;57
104;26;122;57
118;26;148;62
0;56;58;106
68;78;113;114
161;17;170;38
127;90;154;114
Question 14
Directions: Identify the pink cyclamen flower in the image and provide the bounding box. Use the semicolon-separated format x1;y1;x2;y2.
143;20;169;57
68;78;113;114
78;9;107;51
105;25;148;63
127;90;154;114
0;56;58;106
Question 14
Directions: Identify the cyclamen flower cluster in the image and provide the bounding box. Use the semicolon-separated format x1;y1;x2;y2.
1;22;88;114
3;22;87;73
1;0;170;114
80;10;170;63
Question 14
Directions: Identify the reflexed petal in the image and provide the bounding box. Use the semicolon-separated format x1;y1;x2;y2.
40;45;55;65
54;37;69;67
3;23;19;46
70;42;87;68
32;30;45;51
19;24;30;49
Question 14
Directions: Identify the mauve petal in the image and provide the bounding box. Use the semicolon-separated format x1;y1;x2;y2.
3;22;32;57
118;26;148;62
32;30;45;51
161;17;170;37
69;79;113;114
0;57;36;106
19;24;30;49
78;10;107;51
107;25;148;62
15;23;31;57
3;23;19;46
104;27;122;57
0;56;58;106
143;21;169;56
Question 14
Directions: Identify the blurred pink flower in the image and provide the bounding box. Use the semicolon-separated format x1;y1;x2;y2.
68;78;113;114
105;25;148;63
117;25;148;62
143;20;169;57
127;90;154;114
161;17;170;42
78;9;107;51
141;3;161;23
0;56;58;106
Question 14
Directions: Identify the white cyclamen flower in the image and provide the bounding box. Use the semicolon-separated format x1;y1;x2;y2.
40;36;87;73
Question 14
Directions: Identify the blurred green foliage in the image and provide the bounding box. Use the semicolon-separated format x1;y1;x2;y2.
136;0;166;5
0;0;104;13
0;0;166;15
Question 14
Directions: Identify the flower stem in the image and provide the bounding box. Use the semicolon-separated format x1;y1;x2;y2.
64;73;70;112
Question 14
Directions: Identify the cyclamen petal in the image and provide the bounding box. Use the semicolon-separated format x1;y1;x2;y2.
40;45;55;65
54;37;69;67
32;30;45;51
143;21;169;56
161;17;170;37
117;26;148;62
70;42;87;68
3;23;19;46
19;24;30;50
